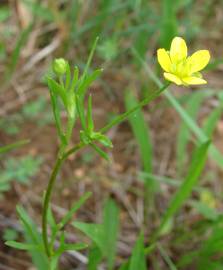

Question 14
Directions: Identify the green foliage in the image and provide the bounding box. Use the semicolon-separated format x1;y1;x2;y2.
0;139;29;154
98;39;118;61
156;141;210;238
6;192;91;270
0;7;11;22
129;233;147;270
3;228;19;242
73;198;119;270
0;155;42;195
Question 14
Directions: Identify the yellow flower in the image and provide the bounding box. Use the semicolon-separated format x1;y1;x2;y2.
157;37;210;86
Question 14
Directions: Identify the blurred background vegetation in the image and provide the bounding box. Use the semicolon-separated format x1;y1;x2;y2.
1;0;223;269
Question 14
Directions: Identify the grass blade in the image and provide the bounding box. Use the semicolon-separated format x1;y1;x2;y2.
0;139;29;154
103;199;119;270
157;141;210;236
176;92;206;174
125;89;153;173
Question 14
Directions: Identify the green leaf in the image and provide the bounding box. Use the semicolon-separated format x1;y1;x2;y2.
63;243;88;251
48;78;67;108
5;241;41;251
4;24;32;82
73;222;104;252
0;7;11;22
129;233;147;270
125;90;153;173
157;141;210;235
1;155;42;185
87;95;94;133
118;262;129;270
47;206;57;232
90;143;110;161
16;206;39;244
103;199;119;270
88;246;103;270
16;206;49;269
158;244;177;270
0;139;29;154
82;36;99;79
78;69;103;98
58;192;92;230
177;92;206;174
49;89;66;145
164;90;223;169
71;66;79;92
3;228;18;241
202;106;222;138
65;62;71;90
159;0;178;49
76;95;87;131
91;132;113;148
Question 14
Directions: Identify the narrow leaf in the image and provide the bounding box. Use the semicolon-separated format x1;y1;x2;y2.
103;199;119;270
48;78;67;107
58;192;92;230
129;233;147;270
5;241;41;251
90;143;109;161
0;139;29;154
157;141;210;236
73;222;104;252
87;95;94;133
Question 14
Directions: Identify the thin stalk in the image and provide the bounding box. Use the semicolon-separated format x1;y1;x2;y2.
42;155;64;257
42;143;84;257
99;83;170;134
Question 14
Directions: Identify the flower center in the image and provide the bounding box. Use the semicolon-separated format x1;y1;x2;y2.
170;59;190;78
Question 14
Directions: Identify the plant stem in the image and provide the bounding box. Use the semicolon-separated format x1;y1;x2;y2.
42;142;85;257
42;155;64;257
99;83;170;134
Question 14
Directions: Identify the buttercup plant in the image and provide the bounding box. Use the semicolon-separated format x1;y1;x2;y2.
5;37;211;270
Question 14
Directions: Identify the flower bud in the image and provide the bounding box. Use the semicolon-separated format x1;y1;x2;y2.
52;58;67;76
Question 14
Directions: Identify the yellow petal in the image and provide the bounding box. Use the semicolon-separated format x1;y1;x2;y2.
157;49;171;72
170;37;187;62
182;76;207;85
188;50;210;73
164;72;183;85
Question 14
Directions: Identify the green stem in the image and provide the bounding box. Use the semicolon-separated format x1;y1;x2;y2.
99;83;170;134
42;142;84;257
42;155;64;257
